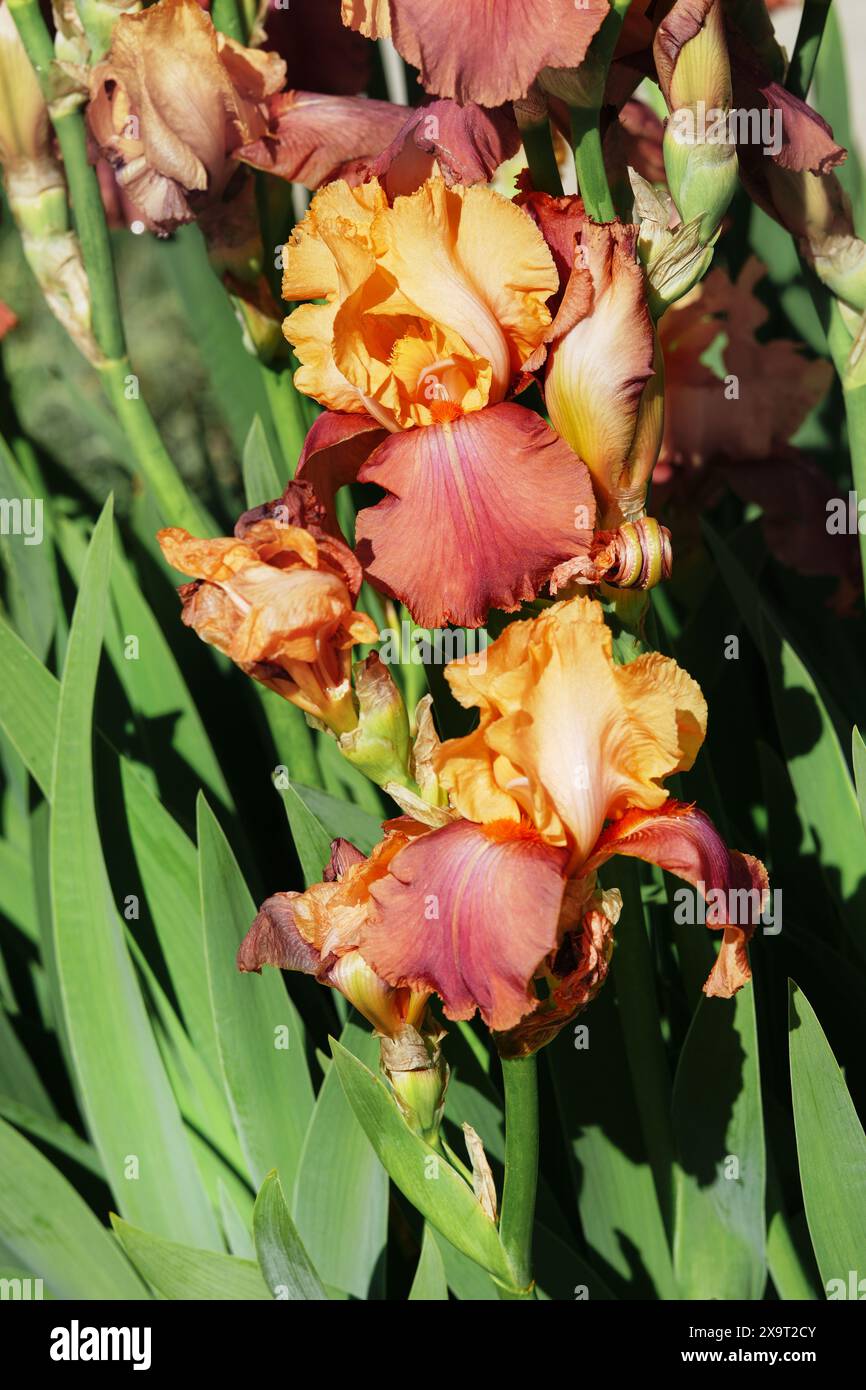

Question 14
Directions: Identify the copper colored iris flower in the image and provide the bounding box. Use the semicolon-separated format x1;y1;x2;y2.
281;175;597;628
157;483;377;735
251;599;767;1046
340;0;610;107
87;0;285;233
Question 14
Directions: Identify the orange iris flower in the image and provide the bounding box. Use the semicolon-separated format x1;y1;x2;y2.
239;598;768;1050
281;174;597;628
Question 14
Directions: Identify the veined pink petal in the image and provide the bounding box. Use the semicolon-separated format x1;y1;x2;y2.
237;892;323;975
236;91;409;189
343;99;520;196
376;0;610;107
354;402;596;628
584;801;769;997
295;409;387;532
363;818;569;1030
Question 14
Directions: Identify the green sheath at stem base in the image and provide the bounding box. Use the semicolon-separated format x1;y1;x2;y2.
497;1053;539;1299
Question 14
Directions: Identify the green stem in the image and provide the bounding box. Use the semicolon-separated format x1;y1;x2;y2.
10;0;122;356
262;367;311;475
571;112;615;222
521;121;563;197
497;1053;538;1299
211;0;244;42
788;0;833;102
570;0;632;222
99;361;212;536
9;0;212;535
825;299;866;593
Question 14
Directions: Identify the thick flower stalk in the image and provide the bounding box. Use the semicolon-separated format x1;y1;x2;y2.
280;174;598;627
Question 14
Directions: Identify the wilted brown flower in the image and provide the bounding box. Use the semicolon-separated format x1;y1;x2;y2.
158;482;378;734
87;0;285;233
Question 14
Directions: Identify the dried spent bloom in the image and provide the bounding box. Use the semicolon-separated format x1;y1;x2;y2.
158;482;377;735
282;176;597;628
87;0;285;233
341;0;609;107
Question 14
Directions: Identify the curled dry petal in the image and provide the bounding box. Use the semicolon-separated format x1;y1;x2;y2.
495;886;620;1058
237;892;322;975
354;403;596;628
435;597;707;867
727;30;845;176
237;834;429;1037
157;483;377;733
341;0;609;107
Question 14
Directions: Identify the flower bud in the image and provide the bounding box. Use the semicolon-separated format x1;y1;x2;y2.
339;652;413;790
544;221;662;527
655;0;738;244
380;1020;449;1144
328;950;426;1039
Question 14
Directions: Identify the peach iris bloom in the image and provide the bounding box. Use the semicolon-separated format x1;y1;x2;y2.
283;175;597;628
158;483;377;734
251;599;767;1041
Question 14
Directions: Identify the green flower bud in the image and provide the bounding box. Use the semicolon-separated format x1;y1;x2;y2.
339;652;413;790
663;116;738;245
380;1023;449;1145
